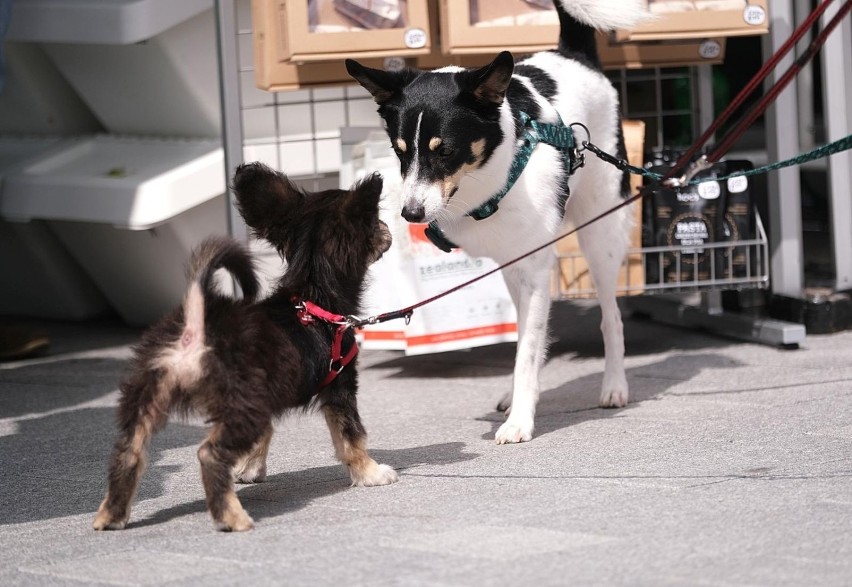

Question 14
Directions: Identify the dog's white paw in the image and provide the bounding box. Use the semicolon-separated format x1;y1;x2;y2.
495;417;534;444
599;387;628;408
352;463;399;487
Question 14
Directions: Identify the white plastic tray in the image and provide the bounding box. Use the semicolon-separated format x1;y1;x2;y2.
7;0;214;44
1;135;225;229
0;136;62;181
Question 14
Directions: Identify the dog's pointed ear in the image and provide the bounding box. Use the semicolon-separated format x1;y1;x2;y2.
345;173;384;215
461;51;514;106
346;59;419;105
232;162;303;243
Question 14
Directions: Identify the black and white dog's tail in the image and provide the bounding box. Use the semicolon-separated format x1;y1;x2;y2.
182;237;259;347
553;0;652;67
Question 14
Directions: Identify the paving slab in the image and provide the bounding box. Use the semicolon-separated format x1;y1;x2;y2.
1;301;851;586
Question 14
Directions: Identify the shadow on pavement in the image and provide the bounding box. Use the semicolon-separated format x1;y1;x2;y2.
128;441;478;529
479;352;744;440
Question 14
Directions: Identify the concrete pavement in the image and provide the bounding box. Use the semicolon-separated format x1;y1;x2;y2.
1;300;851;586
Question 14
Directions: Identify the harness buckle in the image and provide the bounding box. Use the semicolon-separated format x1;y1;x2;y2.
294;301;315;325
570;150;585;174
329;357;345;374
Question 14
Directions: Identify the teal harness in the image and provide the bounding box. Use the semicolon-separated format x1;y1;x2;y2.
424;111;583;252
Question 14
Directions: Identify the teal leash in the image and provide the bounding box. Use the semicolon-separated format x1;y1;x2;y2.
582;133;852;186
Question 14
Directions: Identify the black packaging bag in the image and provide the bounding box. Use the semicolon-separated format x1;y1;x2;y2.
643;158;755;285
714;160;756;279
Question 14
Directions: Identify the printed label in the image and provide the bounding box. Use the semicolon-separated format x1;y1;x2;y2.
675;220;709;245
404;28;427;49
727;175;749;194
699;40;722;60
744;5;766;26
698;180;721;200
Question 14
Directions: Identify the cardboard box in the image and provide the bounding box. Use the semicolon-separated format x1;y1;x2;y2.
554;120;646;298
253;0;431;64
254;0;725;91
616;0;769;42
598;35;726;69
437;0;725;68
439;0;561;55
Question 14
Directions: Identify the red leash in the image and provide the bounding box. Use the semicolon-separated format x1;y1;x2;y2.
347;0;849;329
668;0;840;180
705;0;851;166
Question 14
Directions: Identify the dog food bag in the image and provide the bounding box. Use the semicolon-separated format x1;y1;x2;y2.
643;156;755;285
714;159;755;279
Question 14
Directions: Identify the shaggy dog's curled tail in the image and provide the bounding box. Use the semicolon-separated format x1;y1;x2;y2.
180;237;259;350
188;236;259;304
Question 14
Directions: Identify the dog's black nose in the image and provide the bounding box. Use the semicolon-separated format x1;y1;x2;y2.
401;205;425;223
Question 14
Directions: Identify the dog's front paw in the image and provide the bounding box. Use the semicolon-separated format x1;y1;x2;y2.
599;387;628;408
92;514;127;531
92;497;128;531
351;462;399;487
215;510;255;532
495;417;534;444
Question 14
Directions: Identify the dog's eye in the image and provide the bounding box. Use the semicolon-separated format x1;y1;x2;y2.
392;147;405;159
437;145;455;158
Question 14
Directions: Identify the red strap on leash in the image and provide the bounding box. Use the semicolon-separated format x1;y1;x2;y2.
294;298;358;388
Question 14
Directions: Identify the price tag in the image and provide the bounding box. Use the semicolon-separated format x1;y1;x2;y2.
404;28;427;49
698;180;721;200
727;175;749;194
743;5;766;26
699;40;722;60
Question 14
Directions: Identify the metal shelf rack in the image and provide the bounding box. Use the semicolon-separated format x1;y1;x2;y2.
553;212;770;299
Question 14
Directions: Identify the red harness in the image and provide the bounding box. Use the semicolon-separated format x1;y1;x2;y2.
293;298;358;388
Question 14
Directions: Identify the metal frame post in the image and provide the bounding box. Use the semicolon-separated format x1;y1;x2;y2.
821;1;852;292
215;0;247;242
762;0;805;299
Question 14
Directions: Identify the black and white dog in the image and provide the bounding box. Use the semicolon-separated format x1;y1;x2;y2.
346;0;650;444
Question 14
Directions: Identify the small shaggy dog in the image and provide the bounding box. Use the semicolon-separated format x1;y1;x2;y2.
93;163;398;532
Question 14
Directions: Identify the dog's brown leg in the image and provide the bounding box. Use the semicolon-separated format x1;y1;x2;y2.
198;425;255;531
233;424;273;484
321;400;398;487
93;380;171;531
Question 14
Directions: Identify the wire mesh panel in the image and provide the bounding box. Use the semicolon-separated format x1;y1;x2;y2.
553;211;770;299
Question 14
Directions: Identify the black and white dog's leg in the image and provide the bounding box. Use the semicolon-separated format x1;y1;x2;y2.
578;205;630;408
494;252;553;444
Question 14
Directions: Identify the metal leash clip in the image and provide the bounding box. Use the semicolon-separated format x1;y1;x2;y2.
345;314;374;328
568;122;590;174
664;155;712;188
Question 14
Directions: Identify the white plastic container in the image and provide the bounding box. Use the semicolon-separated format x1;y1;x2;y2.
7;0;214;45
0;136;112;320
39;8;221;137
2;135;225;228
1;135;229;325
